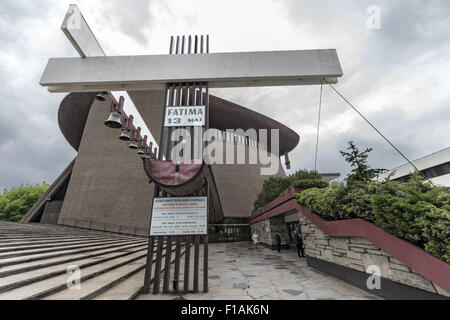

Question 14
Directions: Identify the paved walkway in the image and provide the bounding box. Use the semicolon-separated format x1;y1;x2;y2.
138;242;381;300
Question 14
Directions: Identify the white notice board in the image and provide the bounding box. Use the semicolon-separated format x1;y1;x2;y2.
150;197;208;236
164;106;206;127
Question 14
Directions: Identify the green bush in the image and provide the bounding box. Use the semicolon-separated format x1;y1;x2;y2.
253;170;324;213
253;177;292;213
290;179;329;190
295;174;450;263
0;184;49;222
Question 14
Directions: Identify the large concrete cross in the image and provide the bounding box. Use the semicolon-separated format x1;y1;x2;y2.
40;5;343;93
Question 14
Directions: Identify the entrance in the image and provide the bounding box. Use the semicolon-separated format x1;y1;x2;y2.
286;221;300;248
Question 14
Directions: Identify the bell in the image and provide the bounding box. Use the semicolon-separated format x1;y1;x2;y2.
119;129;131;141
104;97;124;128
137;135;148;155
96;92;108;102
104;112;122;128
119;115;134;141
129;127;140;149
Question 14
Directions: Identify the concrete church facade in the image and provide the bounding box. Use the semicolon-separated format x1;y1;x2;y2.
22;90;299;237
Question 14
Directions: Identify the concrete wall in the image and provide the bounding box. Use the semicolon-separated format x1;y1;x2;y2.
130;90;286;219
58;95;155;236
59;90;286;234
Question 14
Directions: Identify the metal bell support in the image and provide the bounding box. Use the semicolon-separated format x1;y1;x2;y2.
119;115;134;141
138;135;148;155
129;127;141;149
104;96;124;128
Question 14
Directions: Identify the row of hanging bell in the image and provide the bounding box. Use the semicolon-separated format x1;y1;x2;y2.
104;96;125;129
119;114;134;141
129;127;141;149
102;94;158;159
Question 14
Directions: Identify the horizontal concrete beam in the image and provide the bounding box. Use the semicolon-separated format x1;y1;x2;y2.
40;49;343;92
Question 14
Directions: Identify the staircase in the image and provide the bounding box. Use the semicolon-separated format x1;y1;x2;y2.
0;222;182;300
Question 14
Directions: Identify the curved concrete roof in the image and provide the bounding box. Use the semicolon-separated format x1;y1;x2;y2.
58;92;300;154
58;92;97;151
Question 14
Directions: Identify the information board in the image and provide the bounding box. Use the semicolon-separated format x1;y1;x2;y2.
150;197;208;236
164;106;206;127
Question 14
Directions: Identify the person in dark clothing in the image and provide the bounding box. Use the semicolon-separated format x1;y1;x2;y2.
274;233;281;252
294;230;305;258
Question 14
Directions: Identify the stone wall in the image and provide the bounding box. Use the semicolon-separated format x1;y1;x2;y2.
296;213;450;297
251;216;290;247
251;210;449;297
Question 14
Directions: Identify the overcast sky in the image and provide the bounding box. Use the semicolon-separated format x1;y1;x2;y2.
1;0;449;190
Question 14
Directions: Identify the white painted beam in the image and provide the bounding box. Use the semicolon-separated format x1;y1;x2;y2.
60;5;158;151
40;50;343;92
61;4;105;58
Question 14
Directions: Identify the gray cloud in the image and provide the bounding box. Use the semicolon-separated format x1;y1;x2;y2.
0;0;449;189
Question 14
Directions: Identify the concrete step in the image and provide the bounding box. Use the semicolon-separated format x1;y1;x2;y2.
92;269;146;300
0;249;150;300
91;245;185;300
0;235;120;247
0;238;137;259
0;239;145;266
0;237;124;253
42;257;147;300
0;242;148;278
0;245;149;293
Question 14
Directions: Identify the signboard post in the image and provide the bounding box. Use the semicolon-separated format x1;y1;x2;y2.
150;197;208;236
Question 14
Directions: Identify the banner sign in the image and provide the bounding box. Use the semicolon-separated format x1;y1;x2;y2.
150;197;208;236
164;106;206;127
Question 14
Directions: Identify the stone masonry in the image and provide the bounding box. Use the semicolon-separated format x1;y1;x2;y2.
251;211;450;297
251;216;290;248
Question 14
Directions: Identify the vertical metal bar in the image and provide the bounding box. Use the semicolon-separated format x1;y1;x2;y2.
158;85;170;160
188;36;192;54
176;36;180;54
205;84;210;130
153;236;164;294
193;236;200;293
206;35;210;54
169;36;174;55
143;236;155;294
203;180;210;293
173;237;182;293
178;83;183;106
166;84;176;160
163;236;173;293
194;36;198;54
198;83;204;154
201;35;204;54
181;36;185;54
183;236;191;293
189;84;195;160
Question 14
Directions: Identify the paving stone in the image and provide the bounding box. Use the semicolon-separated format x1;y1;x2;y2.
283;289;302;296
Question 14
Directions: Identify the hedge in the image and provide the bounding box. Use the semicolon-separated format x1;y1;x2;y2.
295;174;450;263
0;184;49;222
253;170;325;213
